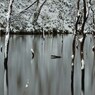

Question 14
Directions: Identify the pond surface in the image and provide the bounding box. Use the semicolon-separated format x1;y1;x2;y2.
0;34;95;95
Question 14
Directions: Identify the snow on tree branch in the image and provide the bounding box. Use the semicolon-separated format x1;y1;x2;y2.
32;0;47;27
12;0;37;18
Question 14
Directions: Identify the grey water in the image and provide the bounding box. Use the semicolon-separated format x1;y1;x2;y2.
0;34;95;95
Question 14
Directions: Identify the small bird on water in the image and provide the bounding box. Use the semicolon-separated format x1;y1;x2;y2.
31;48;34;59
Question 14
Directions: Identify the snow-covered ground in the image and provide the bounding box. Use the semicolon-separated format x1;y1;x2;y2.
0;0;95;33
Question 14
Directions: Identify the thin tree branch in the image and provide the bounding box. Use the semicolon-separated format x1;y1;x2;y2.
11;0;37;20
19;0;37;14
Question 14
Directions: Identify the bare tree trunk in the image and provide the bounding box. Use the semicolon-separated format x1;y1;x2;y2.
75;0;90;34
32;0;47;28
75;0;80;34
37;0;39;6
4;0;14;95
81;0;87;34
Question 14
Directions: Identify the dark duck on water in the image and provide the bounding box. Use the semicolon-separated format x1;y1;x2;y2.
51;55;61;59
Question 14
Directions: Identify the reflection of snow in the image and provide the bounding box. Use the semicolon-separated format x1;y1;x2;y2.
81;59;85;70
25;83;29;88
4;71;7;95
25;80;29;88
5;33;9;58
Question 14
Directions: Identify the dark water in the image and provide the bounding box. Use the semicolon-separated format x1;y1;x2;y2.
0;34;95;95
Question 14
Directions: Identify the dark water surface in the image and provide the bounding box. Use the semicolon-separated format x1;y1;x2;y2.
0;34;95;95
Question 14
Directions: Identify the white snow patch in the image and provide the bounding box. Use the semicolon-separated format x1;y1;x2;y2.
81;59;85;70
31;48;34;54
71;54;74;59
4;34;9;58
79;37;83;43
25;81;29;88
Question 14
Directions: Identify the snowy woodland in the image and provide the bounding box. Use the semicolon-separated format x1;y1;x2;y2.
0;1;95;95
0;0;95;33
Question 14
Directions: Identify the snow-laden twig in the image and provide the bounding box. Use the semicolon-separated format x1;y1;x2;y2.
19;0;37;14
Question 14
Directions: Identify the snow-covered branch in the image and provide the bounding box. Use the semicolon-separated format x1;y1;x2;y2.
10;0;37;23
32;0;47;26
13;0;37;16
